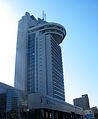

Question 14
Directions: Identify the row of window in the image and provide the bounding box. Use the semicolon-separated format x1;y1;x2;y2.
51;37;63;72
52;68;63;81
54;93;65;101
54;90;65;98
53;81;64;91
29;23;65;35
53;83;64;92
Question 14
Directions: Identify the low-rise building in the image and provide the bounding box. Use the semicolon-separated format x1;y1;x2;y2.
73;94;90;110
28;93;84;119
0;82;84;119
0;82;27;119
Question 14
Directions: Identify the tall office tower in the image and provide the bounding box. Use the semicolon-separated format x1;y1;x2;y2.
14;12;66;101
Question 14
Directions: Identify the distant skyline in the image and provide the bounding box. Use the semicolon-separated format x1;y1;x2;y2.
0;0;98;107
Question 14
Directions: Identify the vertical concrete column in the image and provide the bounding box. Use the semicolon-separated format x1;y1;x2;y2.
51;111;54;119
62;113;65;119
41;109;44;119
56;111;58;119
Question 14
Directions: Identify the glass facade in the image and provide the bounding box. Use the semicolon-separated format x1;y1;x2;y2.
0;83;27;113
27;33;35;93
6;89;14;112
0;94;6;112
6;89;27;112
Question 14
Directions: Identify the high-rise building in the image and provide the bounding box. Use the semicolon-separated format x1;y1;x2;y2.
14;12;66;101
0;12;84;119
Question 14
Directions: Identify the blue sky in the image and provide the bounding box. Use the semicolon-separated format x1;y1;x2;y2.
0;0;98;107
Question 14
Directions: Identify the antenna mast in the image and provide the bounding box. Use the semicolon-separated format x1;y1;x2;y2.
45;13;46;21
42;11;46;21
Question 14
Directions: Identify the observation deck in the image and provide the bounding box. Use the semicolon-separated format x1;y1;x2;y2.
28;22;66;44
